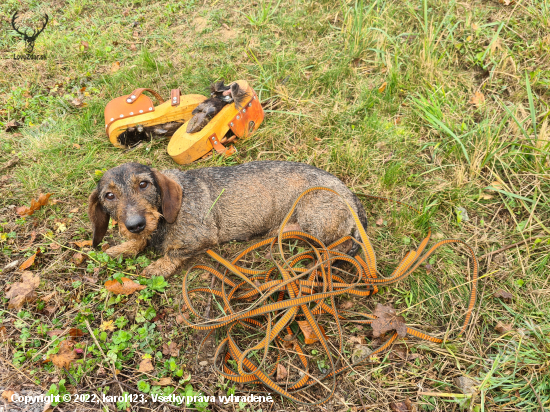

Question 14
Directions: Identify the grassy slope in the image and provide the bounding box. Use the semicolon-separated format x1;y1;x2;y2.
0;0;549;410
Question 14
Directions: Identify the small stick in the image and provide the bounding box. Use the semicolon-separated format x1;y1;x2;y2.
84;320;126;399
418;392;472;398
527;379;544;412
479;235;546;260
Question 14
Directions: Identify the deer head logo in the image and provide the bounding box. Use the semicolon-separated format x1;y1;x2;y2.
11;11;49;55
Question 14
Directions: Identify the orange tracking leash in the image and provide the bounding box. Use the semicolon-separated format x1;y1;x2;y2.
179;188;479;406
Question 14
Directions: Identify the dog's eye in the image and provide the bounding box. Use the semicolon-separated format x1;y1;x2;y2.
105;192;115;200
139;181;148;189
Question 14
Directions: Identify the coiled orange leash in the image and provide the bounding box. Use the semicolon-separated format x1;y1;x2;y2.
179;188;478;405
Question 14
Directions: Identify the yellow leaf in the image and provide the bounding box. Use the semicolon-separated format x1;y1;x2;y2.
378;82;387;93
100;320;116;331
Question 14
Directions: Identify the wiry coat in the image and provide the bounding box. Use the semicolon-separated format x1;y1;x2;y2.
88;161;368;277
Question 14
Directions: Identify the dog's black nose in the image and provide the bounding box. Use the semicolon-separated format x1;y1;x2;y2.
125;215;146;233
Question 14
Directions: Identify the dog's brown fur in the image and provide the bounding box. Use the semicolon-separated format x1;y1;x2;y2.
88;161;368;277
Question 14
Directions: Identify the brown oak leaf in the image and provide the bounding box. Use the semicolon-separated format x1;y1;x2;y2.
69;328;84;338
50;340;77;369
73;240;93;248
469;91;485;108
276;364;288;381
371;304;407;338
16;193;52;216
6;271;40;309
493;289;513;302
495;321;513;334
2;390;15;403
162;342;180;357
390;397;415;412
138;358;154;373
152;377;173;386
105;277;146;295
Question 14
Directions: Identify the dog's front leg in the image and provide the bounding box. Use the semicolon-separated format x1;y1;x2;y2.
105;240;147;258
142;254;187;278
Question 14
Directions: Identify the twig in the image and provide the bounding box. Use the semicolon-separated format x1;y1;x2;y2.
84;320;125;399
479;235;546;260
527;378;545;412
418;392;472;398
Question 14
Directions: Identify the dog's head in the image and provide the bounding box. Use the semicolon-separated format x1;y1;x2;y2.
88;163;182;248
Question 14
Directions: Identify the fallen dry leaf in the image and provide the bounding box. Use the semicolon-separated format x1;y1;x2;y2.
16;193;52;216
2;390;15;402
0;326;7;340
0;156;19;172
80;41;89;51
375;217;384;226
138;358;154;373
50;242;61;250
371;303;407;338
129;43;137;52
339;300;354;310
105;277;146;295
100;320;116;332
297;320;327;345
72;253;85;266
5;120;22;132
71;98;85;107
152;377;173;386
349;336;364;345
276;364;288;381
42;292;56;303
50;340;77;369
23;231;37;249
390;398;414;412
454;376;477;394
111;61;121;73
469;91;485;108
493;289;513;302
351;345;372;363
47;329;65;337
495;321;513;334
19;248;41;270
175;314;188;324
162;342;180;357
378;82;387;93
6;271;40;310
69;328;84;338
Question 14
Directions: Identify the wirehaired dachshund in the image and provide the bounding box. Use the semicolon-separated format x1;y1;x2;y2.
88;161;368;277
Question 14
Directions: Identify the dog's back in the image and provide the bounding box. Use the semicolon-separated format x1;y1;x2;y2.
160;161;367;253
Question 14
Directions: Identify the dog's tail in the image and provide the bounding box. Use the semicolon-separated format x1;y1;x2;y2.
348;194;368;257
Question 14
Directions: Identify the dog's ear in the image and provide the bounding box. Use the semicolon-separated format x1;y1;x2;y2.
88;190;110;248
153;170;182;224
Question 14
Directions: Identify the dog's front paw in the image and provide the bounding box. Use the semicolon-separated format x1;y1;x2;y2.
142;257;179;278
105;241;145;258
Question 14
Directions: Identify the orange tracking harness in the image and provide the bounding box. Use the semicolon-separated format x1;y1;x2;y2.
179;187;479;406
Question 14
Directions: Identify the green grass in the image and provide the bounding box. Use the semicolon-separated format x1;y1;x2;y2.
1;0;549;410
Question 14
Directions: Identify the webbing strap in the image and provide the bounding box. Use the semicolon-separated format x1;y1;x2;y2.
180;187;479;405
